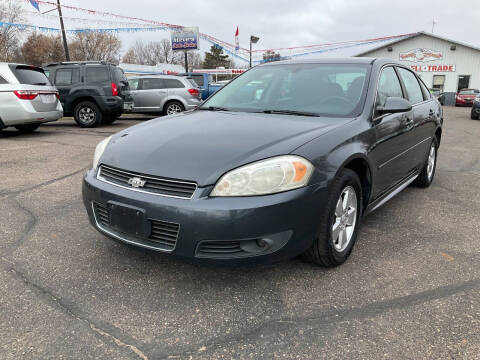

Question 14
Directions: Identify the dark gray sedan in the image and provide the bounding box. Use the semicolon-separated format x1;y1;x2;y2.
82;58;442;267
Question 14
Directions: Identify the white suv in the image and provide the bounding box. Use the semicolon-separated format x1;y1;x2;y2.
0;63;63;133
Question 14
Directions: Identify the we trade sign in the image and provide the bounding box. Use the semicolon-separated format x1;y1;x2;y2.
411;64;456;72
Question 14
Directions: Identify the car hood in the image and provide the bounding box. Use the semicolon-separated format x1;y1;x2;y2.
101;111;346;186
458;94;476;99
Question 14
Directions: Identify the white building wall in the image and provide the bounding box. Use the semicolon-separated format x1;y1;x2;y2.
359;34;480;93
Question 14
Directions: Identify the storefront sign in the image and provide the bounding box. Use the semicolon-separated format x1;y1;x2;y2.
410;64;456;72
399;48;443;62
171;26;199;51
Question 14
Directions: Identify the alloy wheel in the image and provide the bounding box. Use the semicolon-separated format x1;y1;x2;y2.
427;143;436;181
166;103;183;115
79;106;96;125
332;186;358;252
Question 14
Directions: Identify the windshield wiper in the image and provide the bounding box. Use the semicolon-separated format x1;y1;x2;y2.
198;106;232;112
262;109;320;117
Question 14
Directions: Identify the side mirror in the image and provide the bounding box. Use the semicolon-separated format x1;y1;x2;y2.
376;97;412;115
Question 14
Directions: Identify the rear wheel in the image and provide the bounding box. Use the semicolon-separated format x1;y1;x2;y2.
302;169;362;267
413;138;438;188
471;109;479;120
163;101;184;116
15;124;40;133
74;101;102;127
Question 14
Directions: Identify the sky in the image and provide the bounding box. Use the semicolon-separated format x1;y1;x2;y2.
23;0;480;64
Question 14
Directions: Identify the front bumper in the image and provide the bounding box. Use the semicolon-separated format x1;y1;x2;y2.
82;169;326;264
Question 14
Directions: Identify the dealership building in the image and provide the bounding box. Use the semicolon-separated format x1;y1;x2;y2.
355;32;480;104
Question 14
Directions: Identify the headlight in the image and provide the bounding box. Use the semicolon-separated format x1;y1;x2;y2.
211;155;314;197
92;136;112;169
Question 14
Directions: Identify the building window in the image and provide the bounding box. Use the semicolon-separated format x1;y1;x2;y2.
457;75;470;92
432;75;445;92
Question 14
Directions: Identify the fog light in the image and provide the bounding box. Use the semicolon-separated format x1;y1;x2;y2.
256;238;271;250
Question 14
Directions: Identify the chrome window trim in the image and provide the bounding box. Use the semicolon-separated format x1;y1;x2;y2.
97;165;197;200
91;202;177;253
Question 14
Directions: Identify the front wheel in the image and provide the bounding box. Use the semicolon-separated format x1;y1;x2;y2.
471;110;479;120
163;101;184;116
413;138;438;188
15;124;40;133
302;169;362;267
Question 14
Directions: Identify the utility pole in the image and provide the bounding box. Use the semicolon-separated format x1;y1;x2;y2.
431;18;437;33
57;0;70;61
184;51;188;72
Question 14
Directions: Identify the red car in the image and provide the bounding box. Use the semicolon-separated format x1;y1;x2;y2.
456;88;479;107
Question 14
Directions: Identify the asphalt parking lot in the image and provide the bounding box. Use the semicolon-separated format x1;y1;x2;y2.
1;107;479;359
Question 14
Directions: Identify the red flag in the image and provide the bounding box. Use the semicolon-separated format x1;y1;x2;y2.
235;26;239;51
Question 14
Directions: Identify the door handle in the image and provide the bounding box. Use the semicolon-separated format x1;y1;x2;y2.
405;117;414;126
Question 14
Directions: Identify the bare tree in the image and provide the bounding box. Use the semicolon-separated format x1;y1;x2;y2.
69;32;122;63
187;51;203;70
0;0;25;62
122;48;137;64
124;39;183;66
21;33;64;66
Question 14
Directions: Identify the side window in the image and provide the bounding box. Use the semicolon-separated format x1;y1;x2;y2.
163;79;185;88
418;77;431;100
128;79;139;90
55;69;80;86
397;68;424;104
0;75;7;84
376;67;403;107
85;67;110;83
141;78;165;90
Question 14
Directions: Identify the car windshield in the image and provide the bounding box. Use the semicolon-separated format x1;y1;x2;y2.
200;63;370;117
459;89;479;95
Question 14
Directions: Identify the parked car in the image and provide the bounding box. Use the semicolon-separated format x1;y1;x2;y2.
127;75;201;115
82;58;442;267
178;72;223;100
44;61;133;127
455;88;479;107
437;92;447;105
0;63;63;133
471;94;480;119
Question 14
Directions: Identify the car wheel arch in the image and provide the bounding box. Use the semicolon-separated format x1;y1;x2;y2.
435;127;442;145
335;154;373;211
163;97;187;110
72;96;98;111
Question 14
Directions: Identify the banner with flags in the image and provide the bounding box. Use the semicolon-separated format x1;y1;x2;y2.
29;0;40;11
235;26;239;51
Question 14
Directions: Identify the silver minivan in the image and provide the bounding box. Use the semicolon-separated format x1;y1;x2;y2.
0;63;63;133
127;75;201;115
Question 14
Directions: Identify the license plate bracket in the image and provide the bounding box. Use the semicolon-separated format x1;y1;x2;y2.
108;201;148;237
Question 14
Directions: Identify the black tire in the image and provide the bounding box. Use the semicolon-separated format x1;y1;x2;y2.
15;124;40;133
103;113;120;124
471;110;479;120
302;169;363;267
74;101;102;128
413;138;438;188
163;101;184;116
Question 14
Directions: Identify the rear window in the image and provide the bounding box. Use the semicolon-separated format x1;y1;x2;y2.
459;89;479;95
85;67;110;83
9;65;51;85
186;78;198;88
163;79;185;88
190;75;204;87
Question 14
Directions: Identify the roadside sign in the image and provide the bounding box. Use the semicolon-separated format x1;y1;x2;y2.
171;26;200;51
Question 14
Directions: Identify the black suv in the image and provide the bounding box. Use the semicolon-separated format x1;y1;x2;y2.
44;61;132;127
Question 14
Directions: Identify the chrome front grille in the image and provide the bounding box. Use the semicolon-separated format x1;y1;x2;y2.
97;165;197;199
92;202;179;251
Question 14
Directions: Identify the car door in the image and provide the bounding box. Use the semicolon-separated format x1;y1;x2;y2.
163;78;187;104
134;78;167;112
396;67;437;170
53;67;80;108
369;66;416;198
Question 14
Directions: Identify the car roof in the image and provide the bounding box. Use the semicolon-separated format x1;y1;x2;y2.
128;75;186;80
256;57;401;67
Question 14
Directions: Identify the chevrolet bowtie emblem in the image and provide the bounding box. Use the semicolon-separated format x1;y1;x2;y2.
128;177;146;188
